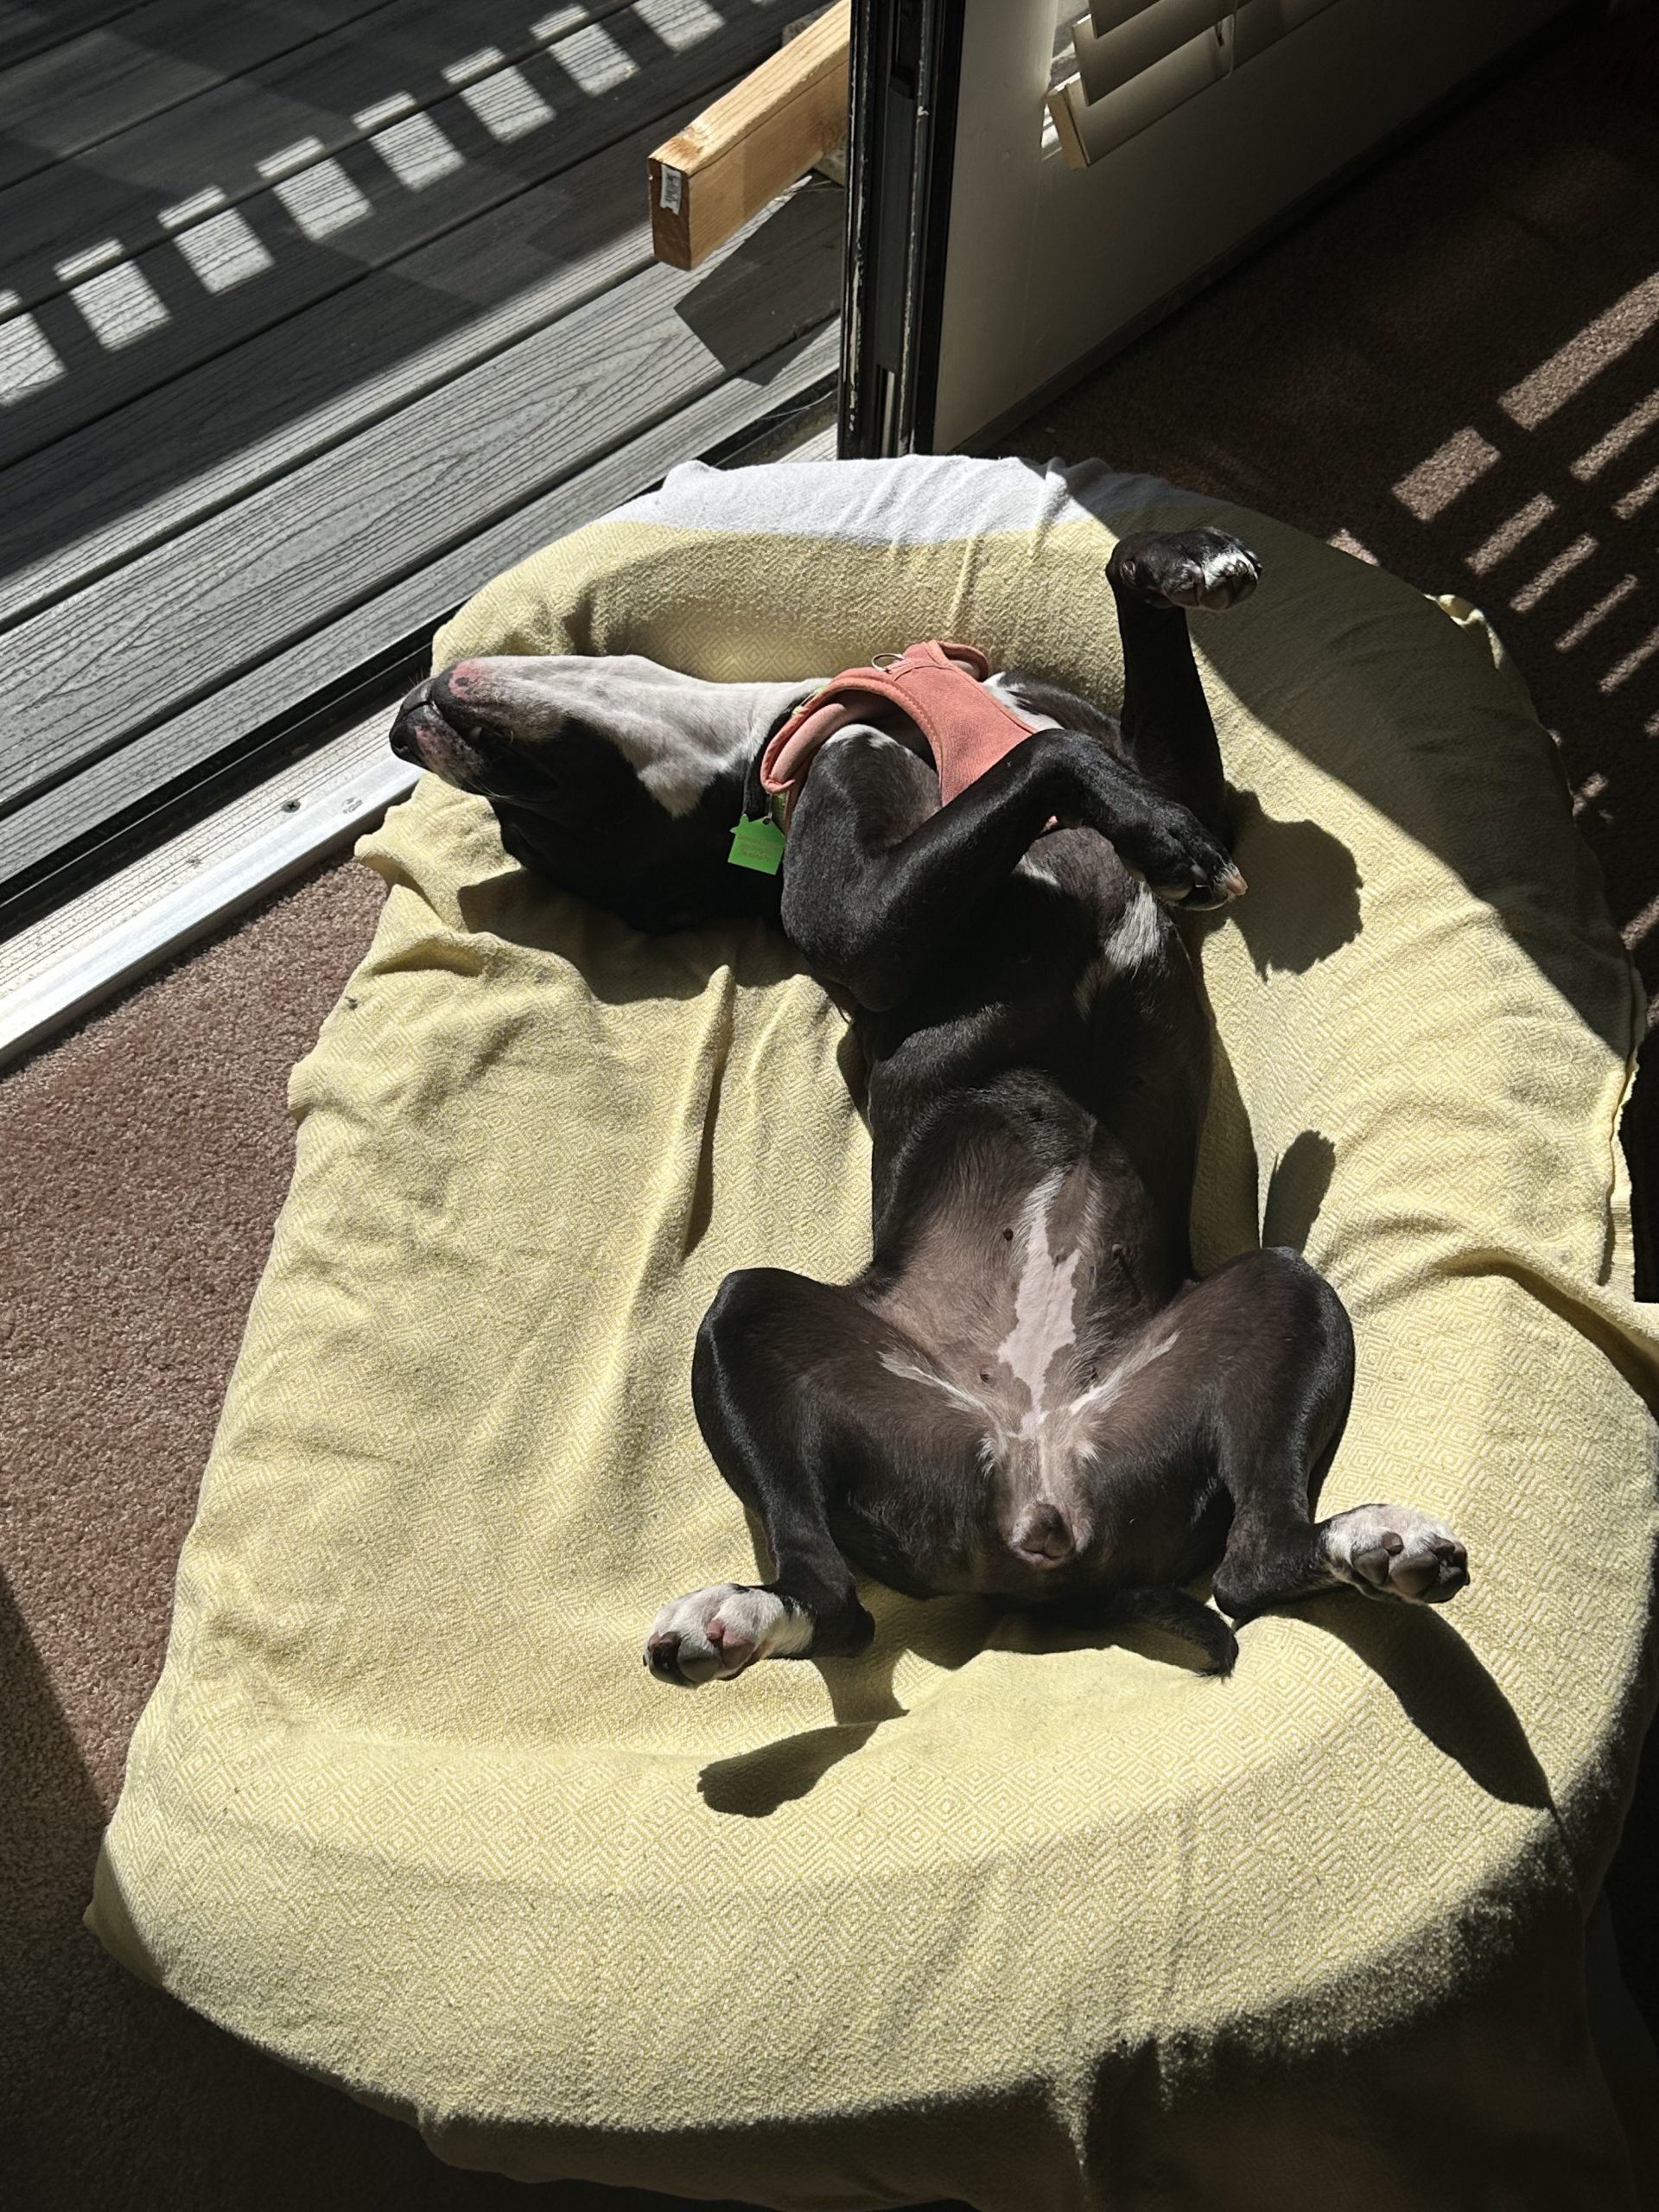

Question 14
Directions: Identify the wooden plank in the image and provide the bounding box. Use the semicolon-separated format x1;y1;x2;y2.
0;0;687;314
0;183;842;819
0;104;696;626
0;0;790;461
0;315;840;894
0;384;837;1054
0;4;153;72
0;0;400;192
649;0;849;269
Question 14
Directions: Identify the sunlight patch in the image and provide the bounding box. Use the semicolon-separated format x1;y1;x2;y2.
271;160;373;240
372;111;466;186
1392;428;1498;520
1573;388;1659;482
172;209;275;293
1602;620;1659;695
1466;493;1554;575
66;260;170;349
1509;534;1595;614
633;0;725;49
1326;528;1376;564
0;296;66;404
1502;273;1659;429
442;47;505;84
1615;462;1659;520
551;22;639;92
460;65;555;140
1554;576;1637;653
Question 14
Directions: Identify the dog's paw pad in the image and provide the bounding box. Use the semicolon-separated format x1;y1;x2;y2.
1110;528;1262;613
1324;1504;1469;1606
644;1584;798;1687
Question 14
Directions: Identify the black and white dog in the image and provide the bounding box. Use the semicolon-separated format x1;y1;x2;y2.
391;528;1468;1685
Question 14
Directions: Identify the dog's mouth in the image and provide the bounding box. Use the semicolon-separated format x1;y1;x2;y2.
389;674;511;790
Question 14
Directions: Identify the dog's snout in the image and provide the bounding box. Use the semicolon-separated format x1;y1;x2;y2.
445;659;483;697
389;676;435;765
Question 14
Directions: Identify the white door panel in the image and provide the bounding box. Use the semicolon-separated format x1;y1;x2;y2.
933;0;1574;450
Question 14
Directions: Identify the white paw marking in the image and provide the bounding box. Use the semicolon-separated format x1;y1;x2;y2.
1323;1503;1470;1606
1180;543;1261;611
644;1582;812;1687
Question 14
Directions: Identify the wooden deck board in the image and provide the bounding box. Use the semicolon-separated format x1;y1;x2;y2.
0;0;845;917
0;3;155;72
0;0;401;191
1;105;702;625
0;182;842;819
0;0;789;457
0;0;694;310
0;317;839;898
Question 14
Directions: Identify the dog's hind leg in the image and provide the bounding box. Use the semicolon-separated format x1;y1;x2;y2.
645;1267;939;1688
1107;527;1260;841
1198;1249;1471;1624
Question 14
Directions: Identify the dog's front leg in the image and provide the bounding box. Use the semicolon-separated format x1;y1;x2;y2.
781;725;1242;1013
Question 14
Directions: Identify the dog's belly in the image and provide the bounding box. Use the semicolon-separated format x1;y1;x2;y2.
855;1143;1220;1599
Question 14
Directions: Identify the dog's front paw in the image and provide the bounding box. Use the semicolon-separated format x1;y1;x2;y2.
1109;527;1262;613
644;1584;808;1687
1128;803;1247;911
1323;1504;1470;1605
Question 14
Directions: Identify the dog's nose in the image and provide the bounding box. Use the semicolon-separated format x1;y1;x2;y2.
389;676;435;764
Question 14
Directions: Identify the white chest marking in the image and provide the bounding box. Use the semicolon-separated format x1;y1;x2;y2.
1075;886;1167;1015
983;671;1061;733
996;1173;1080;1434
1074;1327;1179;1418
878;1350;992;1421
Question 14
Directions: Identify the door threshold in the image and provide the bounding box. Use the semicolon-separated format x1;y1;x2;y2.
0;707;415;1071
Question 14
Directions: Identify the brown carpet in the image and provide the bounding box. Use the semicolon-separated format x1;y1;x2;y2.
4;17;1656;2209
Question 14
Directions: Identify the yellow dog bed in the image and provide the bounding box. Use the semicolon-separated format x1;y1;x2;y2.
92;456;1659;2209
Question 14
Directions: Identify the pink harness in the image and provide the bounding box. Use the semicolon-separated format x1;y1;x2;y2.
760;640;1043;827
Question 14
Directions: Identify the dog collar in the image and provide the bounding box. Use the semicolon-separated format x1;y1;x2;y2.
728;738;792;875
728;641;1039;872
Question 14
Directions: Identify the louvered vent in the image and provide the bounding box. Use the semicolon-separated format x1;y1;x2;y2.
1047;0;1344;168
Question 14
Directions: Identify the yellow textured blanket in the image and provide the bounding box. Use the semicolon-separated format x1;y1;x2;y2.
92;457;1659;2209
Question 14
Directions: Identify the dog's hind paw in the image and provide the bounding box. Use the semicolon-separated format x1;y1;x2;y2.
1322;1504;1470;1606
1109;527;1262;613
644;1583;811;1687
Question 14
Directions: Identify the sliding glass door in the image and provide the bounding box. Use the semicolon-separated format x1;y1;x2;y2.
842;0;1581;456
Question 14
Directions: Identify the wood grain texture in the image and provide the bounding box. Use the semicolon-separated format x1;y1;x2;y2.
0;1;151;71
0;107;690;626
0;314;838;893
0;0;400;192
0;0;724;315
649;0;849;269
0;0;790;463
0;186;842;850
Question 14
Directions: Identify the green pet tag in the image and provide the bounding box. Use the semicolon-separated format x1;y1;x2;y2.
728;811;785;874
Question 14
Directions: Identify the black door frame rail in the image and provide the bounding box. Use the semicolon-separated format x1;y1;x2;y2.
838;0;964;460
